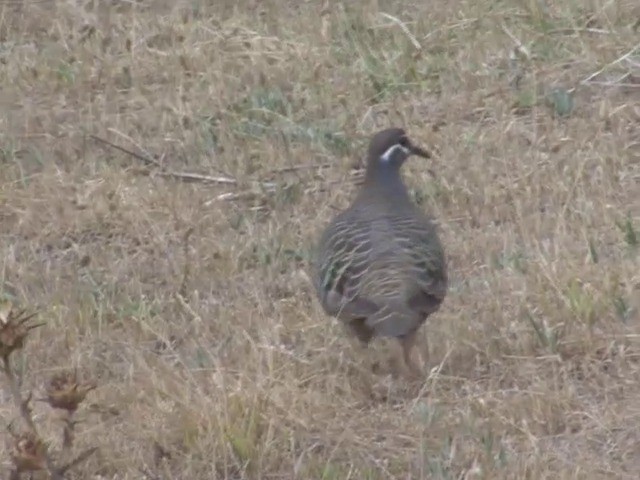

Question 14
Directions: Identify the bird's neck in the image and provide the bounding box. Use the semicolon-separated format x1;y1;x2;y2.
362;163;412;206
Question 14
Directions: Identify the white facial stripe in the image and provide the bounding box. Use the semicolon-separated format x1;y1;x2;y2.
380;143;410;162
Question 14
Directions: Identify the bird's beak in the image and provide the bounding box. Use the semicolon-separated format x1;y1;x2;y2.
409;142;431;159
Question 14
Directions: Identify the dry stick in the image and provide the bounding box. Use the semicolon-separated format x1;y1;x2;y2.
581;41;640;85
92;136;341;210
107;128;168;167
501;23;531;60
378;12;422;50
265;162;332;174
91;136;332;206
154;170;240;184
204;190;273;205
58;447;98;475
90;134;160;168
2;357;64;480
175;292;202;324
547;27;611;35
90;135;238;185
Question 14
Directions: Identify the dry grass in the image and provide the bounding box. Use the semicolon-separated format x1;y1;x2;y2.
1;0;640;478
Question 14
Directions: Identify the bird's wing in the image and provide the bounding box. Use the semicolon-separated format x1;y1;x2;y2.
314;212;382;321
362;215;448;336
400;216;448;316
315;212;447;336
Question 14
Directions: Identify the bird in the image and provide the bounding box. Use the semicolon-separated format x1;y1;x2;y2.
312;127;448;378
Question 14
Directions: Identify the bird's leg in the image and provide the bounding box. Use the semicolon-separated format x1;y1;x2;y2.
423;339;430;371
341;321;380;377
398;331;423;379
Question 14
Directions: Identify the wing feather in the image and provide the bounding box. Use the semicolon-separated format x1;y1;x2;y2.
314;206;447;338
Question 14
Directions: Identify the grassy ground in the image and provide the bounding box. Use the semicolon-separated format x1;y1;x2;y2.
1;0;640;478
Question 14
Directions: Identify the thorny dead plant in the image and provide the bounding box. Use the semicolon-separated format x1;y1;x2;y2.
0;300;97;479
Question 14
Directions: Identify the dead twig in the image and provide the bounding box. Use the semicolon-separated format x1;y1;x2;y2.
92;135;330;210
547;27;611;35
204;190;271;205
587;81;640;89
90;135;238;185
581;42;640;85
378;12;422;50
175;292;202;324
90;134;161;168
154;170;238;185
265;162;332;175
501;23;531;60
58;447;99;475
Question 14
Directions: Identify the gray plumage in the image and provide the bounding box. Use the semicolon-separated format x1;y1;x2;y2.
312;127;448;377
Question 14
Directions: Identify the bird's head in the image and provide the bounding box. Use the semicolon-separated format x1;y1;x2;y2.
367;128;431;171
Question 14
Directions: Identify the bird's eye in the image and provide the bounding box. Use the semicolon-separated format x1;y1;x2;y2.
398;136;409;147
